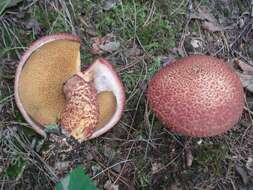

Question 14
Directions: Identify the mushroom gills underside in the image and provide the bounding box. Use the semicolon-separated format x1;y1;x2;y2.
18;39;80;126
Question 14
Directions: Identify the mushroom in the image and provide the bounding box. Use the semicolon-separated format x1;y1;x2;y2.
15;34;125;141
147;55;244;137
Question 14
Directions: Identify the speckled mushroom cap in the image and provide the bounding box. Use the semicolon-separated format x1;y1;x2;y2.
147;55;244;137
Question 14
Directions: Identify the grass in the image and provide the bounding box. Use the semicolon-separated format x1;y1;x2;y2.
0;0;253;189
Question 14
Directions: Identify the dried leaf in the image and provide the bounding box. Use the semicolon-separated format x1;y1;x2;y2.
190;6;224;33
151;162;163;174
102;0;121;11
246;157;253;176
55;161;70;172
202;21;224;32
236;59;253;75
236;59;253;92
25;18;41;35
99;41;120;52
89;34;120;54
104;180;119;190
235;165;250;185
125;46;142;57
190;39;203;49
162;55;176;67
186;149;193;167
238;73;253;92
190;6;216;23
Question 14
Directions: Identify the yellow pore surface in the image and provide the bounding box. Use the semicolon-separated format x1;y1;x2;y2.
96;91;117;129
19;40;80;125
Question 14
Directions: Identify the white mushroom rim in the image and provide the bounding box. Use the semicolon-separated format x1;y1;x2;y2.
85;58;125;140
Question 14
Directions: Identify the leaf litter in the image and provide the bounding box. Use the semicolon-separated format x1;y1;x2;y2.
89;33;120;54
235;59;253;93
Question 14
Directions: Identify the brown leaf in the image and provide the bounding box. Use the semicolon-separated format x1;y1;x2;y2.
238;73;253;93
104;180;119;190
236;59;253;92
246;157;253;176
124;46;142;57
162;55;176;67
25;18;41;35
190;6;224;33
89;33;120;54
190;6;216;23
186;149;193;167
236;59;253;75
235;165;250;185
202;21;224;32
102;0;121;11
151;162;163;174
99;41;120;52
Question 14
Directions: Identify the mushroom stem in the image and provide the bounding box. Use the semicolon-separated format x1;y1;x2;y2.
60;73;99;142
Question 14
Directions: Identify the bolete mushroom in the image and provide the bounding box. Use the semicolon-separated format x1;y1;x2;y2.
15;34;125;141
147;55;244;137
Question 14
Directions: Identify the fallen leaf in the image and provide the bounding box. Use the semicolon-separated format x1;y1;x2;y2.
236;59;253;75
235;165;250;185
89;33;120;54
55;161;71;172
112;163;121;173
124;46;142;57
202;21;224;32
246;157;253;176
99;41;120;52
190;6;224;33
239;74;253;92
151;162;163;174
103;145;115;161
235;59;253;92
168;183;181;190
162;55;176;67
186;149;193;167
25;18;41;35
190;39;203;49
190;6;216;23
102;0;121;11
104;180;119;190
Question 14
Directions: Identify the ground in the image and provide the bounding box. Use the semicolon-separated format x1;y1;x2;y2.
0;0;253;189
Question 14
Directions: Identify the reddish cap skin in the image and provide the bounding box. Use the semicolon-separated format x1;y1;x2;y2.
147;55;244;137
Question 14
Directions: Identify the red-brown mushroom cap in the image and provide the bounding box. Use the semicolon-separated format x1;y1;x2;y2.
147;55;244;137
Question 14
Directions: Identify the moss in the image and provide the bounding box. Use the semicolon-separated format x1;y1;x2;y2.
93;2;180;55
194;144;228;176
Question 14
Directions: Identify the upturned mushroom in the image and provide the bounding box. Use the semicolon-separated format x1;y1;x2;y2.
15;34;125;142
147;55;244;137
